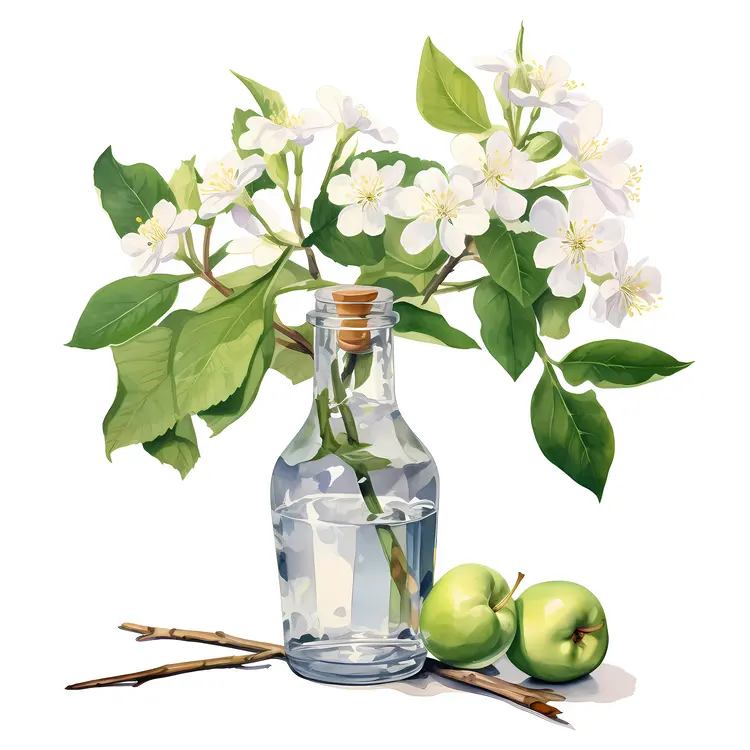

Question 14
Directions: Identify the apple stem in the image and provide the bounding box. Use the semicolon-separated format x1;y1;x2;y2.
572;622;604;644
492;572;525;613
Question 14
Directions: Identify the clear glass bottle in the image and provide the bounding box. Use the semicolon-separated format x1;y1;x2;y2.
270;286;439;685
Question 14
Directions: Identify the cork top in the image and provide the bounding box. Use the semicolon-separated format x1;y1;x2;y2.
307;286;398;352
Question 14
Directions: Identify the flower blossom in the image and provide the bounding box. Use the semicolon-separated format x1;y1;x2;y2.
239;107;333;155
591;244;661;327
121;199;196;275
450;131;536;221
317;86;397;143
530;186;624;297
395;168;490;257
327;157;406;237
198;151;266;219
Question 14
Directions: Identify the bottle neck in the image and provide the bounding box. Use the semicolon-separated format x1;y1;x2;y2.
313;326;396;406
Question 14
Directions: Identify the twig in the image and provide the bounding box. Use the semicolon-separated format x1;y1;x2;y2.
196;225;232;297
277;338;311;355
273;322;313;356
422;239;476;304
65;623;566;722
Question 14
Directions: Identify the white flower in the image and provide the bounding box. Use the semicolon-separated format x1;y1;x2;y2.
450;131;536;221
558;102;634;216
510;56;589;118
317;86;397;143
198;151;267;219
475;53;588;119
395;168;490;257
121;200;196;276
591;244;662;327
530;186;624;297
226;190;296;266
238;107;333;155
327;157;406;237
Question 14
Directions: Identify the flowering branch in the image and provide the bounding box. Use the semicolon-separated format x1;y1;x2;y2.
200;224;232;297
422;239;477;303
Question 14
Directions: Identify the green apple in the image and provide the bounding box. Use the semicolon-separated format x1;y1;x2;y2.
419;564;524;669
507;581;608;683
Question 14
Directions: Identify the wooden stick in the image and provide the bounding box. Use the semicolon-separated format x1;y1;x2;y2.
66;623;566;721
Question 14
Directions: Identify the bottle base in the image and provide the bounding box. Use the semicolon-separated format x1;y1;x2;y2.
286;638;427;685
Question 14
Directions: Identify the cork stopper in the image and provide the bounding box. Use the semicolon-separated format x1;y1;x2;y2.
332;288;379;352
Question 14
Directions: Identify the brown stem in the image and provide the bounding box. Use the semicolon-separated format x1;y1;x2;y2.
492;572;525;612
66;623;565;721
273;322;313;356
277;338;311;355
199;224;232;297
422;238;476;304
572;622;605;644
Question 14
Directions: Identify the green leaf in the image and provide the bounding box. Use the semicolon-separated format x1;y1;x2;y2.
516;186;568;222
559;340;693;388
265;152;289;190
417;38;491;134
474;220;548;306
309;150;445;267
337;441;391;472
67;273;191;349
168;156;202;213
271;322;314;384
369;276;419;300
523;132;563;163
231;71;285;118
393;301;479;349
171;252;289;416
102;313;189;458
199;329;276;435
533;287;586;340
473;278;536;380
94;147;176;237
514;22;526;65
531;362;615;500
143;415;200;479
357;253;445;295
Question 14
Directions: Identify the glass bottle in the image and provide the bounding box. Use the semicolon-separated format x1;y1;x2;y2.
270;285;439;685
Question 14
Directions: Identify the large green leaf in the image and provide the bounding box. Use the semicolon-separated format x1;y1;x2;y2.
473;278;536;380
357;253;445;295
531;362;615;500
231;71;285;118
67;274;191;350
102;313;189;457
560;340;693;388
94;147;176;237
475;221;548;307
271;322;314;384
417;38;491;134
200;329;276;435
393;301;479;349
143;415;200;479
533;287;586;340
308;150;445;268
171;260;285;416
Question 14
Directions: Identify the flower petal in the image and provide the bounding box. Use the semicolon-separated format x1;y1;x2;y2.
505;150;536;189
533;238;567;268
152;199;177;229
337;204;364;236
169;209;197;234
231;204;263;235
237;154;267;186
261;125;292;155
585;248;616;276
599;278;621;300
227;235;264;255
198;192;236;220
327;174;356;206
363;122;398;144
474;55;512;72
238;118;274;151
548;260;585;297
160;234;179;261
592;218;624;252
392;186;425;219
601;139;633;165
591;181;632;217
378;160;405;190
253;239;285;266
636;265;661;296
449;174;474;204
451;134;485;169
557;120;580;158
508;89;543;108
414;167;448;195
574;101;603;145
486;129;514;163
132;248;161;276
453;203;490;236
362;204;386;236
401;217;437;254
316;85;346;122
440;218;467;256
529;196;568;238
121;232;149;257
494;185;527;221
351;157;378;182
613;243;629;278
296;107;335;134
568;185;605;224
544;55;572;87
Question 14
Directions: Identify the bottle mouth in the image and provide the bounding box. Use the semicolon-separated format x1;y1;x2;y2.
307;286;399;331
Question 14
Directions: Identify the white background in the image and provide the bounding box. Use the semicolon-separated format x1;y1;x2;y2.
2;0;747;747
